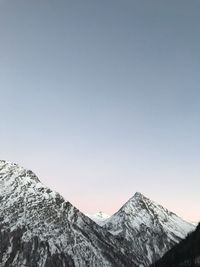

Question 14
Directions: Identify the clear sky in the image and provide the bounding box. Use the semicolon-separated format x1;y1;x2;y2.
0;0;200;222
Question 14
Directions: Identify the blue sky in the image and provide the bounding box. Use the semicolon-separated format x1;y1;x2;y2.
0;0;200;221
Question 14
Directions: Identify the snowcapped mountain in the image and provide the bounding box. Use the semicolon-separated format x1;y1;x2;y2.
0;160;196;267
103;192;195;267
86;212;110;226
0;160;136;267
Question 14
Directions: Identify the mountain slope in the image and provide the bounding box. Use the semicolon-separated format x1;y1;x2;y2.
153;223;200;267
0;160;136;267
103;192;195;267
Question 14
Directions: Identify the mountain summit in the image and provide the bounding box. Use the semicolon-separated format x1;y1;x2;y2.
0;160;135;267
103;192;195;266
0;160;196;267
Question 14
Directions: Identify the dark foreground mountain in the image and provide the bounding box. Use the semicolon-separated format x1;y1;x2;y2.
102;192;195;266
153;223;200;267
0;160;136;267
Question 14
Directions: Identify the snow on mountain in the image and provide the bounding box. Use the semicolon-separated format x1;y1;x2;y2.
153;223;200;267
86;212;110;226
0;160;196;267
103;192;195;267
0;160;136;267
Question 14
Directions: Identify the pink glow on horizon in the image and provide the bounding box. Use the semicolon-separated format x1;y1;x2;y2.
8;157;199;224
84;203;198;224
61;192;199;223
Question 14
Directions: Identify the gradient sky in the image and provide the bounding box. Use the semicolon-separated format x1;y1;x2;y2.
0;0;200;222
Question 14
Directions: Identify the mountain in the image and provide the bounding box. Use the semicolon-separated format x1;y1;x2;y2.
153;223;200;267
86;212;110;226
103;192;195;267
0;160;137;267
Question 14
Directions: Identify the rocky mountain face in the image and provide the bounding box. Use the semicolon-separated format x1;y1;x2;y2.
102;192;195;267
0;160;136;267
0;160;196;267
153;223;200;267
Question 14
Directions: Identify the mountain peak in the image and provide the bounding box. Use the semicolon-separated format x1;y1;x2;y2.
133;191;143;197
133;191;146;199
0;160;135;267
0;160;40;185
104;193;195;266
121;192;153;213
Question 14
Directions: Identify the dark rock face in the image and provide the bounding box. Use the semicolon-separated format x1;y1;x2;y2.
0;225;75;267
0;161;136;267
103;192;195;266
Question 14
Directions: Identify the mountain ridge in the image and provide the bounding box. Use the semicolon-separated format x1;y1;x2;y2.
102;190;195;266
0;160;196;267
0;160;136;267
